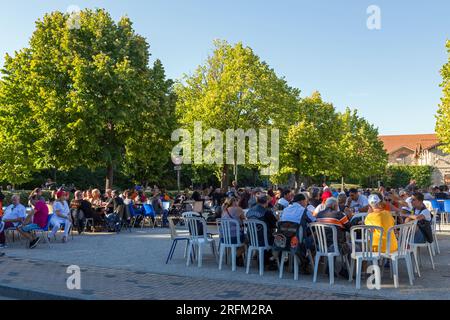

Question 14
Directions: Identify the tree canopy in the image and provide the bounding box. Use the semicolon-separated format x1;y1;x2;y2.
0;9;390;190
0;9;175;188
436;40;450;153
175;40;300;187
277;93;387;187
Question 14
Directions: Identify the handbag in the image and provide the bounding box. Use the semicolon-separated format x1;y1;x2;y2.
416;207;433;244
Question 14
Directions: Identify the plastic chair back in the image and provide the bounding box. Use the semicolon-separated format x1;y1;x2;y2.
168;217;179;240
182;211;201;218
432;212;438;235
443;200;450;213
128;203;140;217
218;218;241;246
351;225;383;259
430;200;439;211
309;223;338;255
143;204;156;218
244;219;269;248
184;216;208;241
386;221;417;257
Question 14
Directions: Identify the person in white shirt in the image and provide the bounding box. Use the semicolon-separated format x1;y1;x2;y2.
405;192;433;244
399;190;413;209
0;195;26;248
49;190;72;243
345;188;369;213
281;193;316;225
276;190;292;210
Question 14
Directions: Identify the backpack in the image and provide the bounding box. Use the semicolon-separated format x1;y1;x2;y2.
106;213;121;232
416;207;433;244
273;221;300;251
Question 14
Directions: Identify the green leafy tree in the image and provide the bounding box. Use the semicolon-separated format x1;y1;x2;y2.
175;40;300;187
335;108;387;186
0;49;38;185
0;9;174;189
122;59;177;187
436;40;450;152
278;92;341;187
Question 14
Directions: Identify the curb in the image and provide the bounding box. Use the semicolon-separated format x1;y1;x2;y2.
0;284;83;300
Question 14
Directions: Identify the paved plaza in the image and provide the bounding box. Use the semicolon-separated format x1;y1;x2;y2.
0;224;449;300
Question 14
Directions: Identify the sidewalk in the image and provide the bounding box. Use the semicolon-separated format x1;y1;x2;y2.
0;256;374;300
0;225;449;300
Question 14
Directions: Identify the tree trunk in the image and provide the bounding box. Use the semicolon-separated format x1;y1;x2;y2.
221;165;228;189
341;176;345;191
295;173;301;193
106;163;114;190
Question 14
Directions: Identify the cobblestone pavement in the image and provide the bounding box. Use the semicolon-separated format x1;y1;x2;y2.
0;225;449;300
0;256;374;300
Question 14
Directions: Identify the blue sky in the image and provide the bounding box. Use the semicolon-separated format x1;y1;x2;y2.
0;0;449;135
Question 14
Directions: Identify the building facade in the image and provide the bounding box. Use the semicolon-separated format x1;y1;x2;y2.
379;134;450;186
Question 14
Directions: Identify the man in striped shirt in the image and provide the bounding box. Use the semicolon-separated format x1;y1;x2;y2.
316;198;352;253
316;197;352;278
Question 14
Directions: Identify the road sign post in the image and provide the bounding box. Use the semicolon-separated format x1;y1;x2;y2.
172;156;183;194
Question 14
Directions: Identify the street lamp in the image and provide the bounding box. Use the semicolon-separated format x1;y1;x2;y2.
172;155;183;194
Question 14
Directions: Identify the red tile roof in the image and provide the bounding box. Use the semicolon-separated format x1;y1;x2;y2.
379;134;440;154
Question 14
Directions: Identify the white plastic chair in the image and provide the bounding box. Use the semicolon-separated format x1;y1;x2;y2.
184;216;217;268
349;225;384;289
218;218;244;272
278;226;303;281
165;217;189;264
182;211;201;218
431;212;440;255
411;222;436;277
309;223;351;285
5;226;21;243
244;219;271;276
382;221;417;288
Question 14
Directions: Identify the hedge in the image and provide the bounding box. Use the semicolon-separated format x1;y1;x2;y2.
381;165;434;189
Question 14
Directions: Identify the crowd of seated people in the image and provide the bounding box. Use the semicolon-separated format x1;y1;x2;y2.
0;185;181;249
189;181;438;276
0;178;440;274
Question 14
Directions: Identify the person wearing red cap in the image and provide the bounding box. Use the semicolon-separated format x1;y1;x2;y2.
313;187;333;216
49;190;72;242
321;187;333;203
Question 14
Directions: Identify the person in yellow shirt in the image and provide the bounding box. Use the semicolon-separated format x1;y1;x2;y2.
365;193;398;253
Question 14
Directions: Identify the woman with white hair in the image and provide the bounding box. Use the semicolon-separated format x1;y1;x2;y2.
49;190;72;243
337;193;347;212
364;193;398;253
